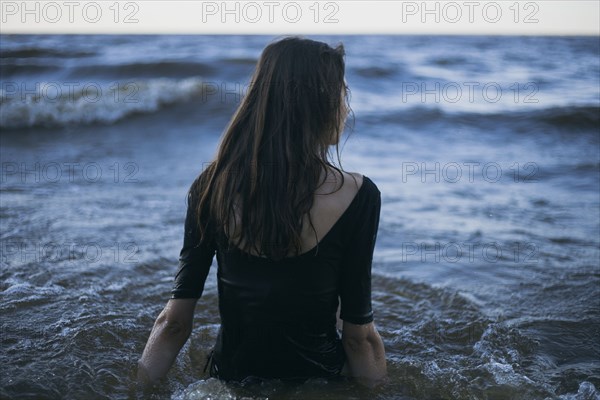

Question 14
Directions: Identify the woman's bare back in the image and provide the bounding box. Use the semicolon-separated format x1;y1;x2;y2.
299;169;364;254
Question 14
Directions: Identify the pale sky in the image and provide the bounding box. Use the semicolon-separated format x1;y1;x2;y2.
0;1;598;35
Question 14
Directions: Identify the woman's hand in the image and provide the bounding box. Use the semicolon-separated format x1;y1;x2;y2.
137;298;198;386
341;320;387;386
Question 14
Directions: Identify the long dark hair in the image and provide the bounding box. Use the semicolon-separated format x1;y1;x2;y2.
194;36;350;260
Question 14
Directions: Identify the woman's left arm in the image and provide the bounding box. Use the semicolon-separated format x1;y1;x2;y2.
137;298;198;385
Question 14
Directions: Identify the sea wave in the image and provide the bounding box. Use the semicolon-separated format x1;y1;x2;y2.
556;382;600;400
0;76;207;129
3;75;597;133
0;62;62;77
0;59;217;80
362;104;600;132
67;60;217;80
1;47;95;59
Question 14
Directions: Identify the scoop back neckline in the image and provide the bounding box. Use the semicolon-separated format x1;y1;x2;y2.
228;175;371;261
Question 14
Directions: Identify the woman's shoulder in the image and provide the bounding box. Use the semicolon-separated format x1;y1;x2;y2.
188;167;213;196
341;171;380;199
318;169;379;217
344;171;363;191
318;169;361;199
333;171;380;237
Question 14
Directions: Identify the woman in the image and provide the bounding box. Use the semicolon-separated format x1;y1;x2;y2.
138;36;387;386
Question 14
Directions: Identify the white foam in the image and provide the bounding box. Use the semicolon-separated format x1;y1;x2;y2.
0;77;206;129
172;378;248;400
555;382;600;400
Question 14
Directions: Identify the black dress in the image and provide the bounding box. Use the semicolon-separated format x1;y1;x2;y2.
171;176;381;382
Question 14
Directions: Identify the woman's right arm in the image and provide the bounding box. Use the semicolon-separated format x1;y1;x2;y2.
342;320;387;384
137;298;197;385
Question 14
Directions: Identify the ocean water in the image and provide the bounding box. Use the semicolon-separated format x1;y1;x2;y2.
0;35;599;400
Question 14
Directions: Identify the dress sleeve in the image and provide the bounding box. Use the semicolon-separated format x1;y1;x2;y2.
339;178;381;325
171;185;216;299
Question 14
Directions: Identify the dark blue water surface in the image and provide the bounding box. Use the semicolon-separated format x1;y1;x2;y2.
1;35;599;399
